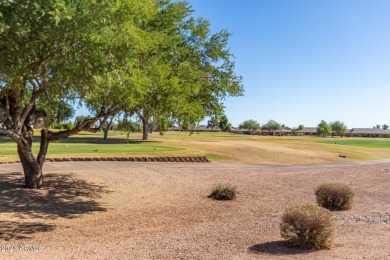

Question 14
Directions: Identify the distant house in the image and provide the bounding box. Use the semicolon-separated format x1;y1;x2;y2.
168;126;221;132
295;127;317;135
276;129;293;136
193;126;221;132
231;128;292;136
230;127;242;134
345;128;390;138
231;127;253;135
259;129;292;136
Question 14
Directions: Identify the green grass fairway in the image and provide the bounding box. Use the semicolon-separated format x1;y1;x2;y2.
318;138;390;148
1;131;390;164
0;135;183;162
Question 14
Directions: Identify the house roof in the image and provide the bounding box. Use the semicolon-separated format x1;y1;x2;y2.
231;128;252;132
168;126;221;131
261;129;292;133
295;127;317;133
347;128;390;135
194;126;221;131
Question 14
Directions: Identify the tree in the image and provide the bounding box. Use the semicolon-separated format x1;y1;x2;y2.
42;100;75;128
0;0;242;188
382;124;389;130
292;124;304;132
207;115;219;131
218;115;231;132
74;115;91;126
0;0;156;188
263;119;282;135
239;120;261;132
116;118;142;133
100;116;115;141
317;120;332;137
154;117;174;135
132;1;243;140
330;121;347;137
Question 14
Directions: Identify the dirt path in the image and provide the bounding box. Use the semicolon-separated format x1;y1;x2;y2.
0;161;389;259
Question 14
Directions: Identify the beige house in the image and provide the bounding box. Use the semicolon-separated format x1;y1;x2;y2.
169;126;221;132
295;127;317;135
345;128;390;137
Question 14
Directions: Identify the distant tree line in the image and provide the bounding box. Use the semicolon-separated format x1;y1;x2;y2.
237;119;353;137
238;119;304;133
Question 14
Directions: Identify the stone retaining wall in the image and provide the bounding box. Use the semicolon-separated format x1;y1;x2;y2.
0;156;210;164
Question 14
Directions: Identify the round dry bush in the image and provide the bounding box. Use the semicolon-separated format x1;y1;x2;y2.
280;204;334;249
315;183;354;210
208;184;237;200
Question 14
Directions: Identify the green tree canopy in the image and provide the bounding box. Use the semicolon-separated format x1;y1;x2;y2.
130;1;243;139
292;124;304;132
117;118;142;133
239;120;261;131
329;121;347;137
317;120;332;137
263;120;282;131
0;0;243;188
218;115;231;132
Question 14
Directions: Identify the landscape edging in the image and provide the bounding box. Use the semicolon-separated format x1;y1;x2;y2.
0;156;210;164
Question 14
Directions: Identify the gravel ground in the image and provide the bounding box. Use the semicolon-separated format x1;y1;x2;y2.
0;161;389;259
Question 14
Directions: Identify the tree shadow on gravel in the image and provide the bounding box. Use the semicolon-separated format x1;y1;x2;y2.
249;241;315;256
0;221;55;241
0;172;111;220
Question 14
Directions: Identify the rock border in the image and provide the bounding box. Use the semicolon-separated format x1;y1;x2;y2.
334;213;390;224
0;156;210;164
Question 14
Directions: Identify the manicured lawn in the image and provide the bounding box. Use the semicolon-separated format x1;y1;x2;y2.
1;131;390;164
317;138;390;148
0;134;183;161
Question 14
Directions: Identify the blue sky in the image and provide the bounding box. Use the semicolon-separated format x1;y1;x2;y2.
186;0;390;128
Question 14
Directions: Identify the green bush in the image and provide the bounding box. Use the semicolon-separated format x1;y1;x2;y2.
280;204;334;249
208;184;237;200
315;183;354;210
53;123;64;130
61;123;74;130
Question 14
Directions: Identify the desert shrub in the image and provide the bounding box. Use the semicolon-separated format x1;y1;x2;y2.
208;184;237;200
280;204;334;249
315;183;354;210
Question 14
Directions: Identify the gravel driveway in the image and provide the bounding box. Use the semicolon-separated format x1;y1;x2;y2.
0;161;389;259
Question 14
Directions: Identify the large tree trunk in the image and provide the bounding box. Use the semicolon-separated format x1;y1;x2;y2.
17;146;44;189
142;118;149;140
103;128;109;140
102;116;114;140
17;129;49;189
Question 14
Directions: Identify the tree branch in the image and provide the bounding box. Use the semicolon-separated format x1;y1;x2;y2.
4;95;12;126
0;128;23;146
47;108;121;141
19;87;46;127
